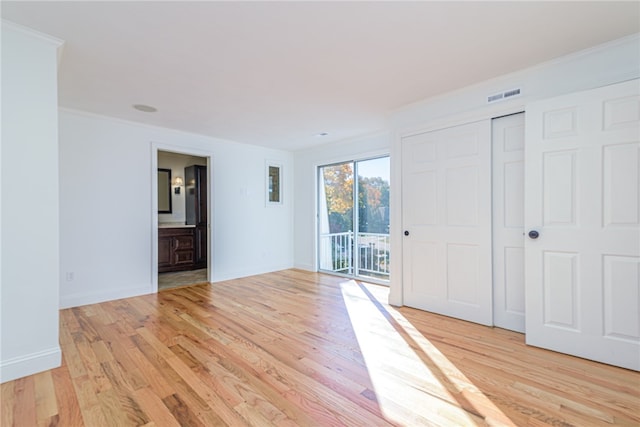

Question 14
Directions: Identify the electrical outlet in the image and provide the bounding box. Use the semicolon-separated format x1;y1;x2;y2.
65;272;74;282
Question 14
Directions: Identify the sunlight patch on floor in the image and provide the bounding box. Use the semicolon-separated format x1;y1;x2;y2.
340;279;515;426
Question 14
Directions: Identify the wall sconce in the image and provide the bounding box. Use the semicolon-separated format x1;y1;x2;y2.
173;176;183;194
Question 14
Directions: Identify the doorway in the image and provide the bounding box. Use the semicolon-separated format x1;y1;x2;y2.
318;156;390;283
157;150;209;291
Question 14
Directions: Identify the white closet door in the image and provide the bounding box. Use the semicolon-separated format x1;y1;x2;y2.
525;79;640;370
402;120;492;326
492;113;526;333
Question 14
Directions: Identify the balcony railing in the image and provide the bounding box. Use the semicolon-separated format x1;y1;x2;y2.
319;231;389;280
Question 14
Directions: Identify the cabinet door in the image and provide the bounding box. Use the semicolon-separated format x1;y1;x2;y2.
185;166;197;225
158;235;173;270
194;226;207;268
173;235;194;267
196;166;207;226
185;165;207;226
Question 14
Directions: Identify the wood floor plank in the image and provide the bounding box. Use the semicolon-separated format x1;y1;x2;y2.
139;332;247;426
51;358;84;427
133;387;182;427
162;393;206;427
33;371;57;424
58;324;88;380
12;376;38;427
95;386;150;426
1;380;15;426
71;374;109;426
125;345;175;399
2;269;639;426
131;331;236;426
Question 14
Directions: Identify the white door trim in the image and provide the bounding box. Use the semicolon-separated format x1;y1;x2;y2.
151;142;213;292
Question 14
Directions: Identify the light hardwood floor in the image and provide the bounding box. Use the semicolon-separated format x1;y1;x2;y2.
2;269;638;426
158;268;208;291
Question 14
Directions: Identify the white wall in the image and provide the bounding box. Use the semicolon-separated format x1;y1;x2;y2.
392;34;640;133
1;23;63;382
157;151;206;224
59;110;294;308
388;34;640;306
293;132;390;271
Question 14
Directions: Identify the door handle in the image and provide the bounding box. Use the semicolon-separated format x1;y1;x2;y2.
404;230;410;236
528;230;539;239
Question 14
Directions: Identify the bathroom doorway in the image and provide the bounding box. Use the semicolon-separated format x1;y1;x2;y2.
156;150;210;291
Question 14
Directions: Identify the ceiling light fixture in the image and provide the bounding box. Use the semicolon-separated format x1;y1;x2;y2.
133;104;157;113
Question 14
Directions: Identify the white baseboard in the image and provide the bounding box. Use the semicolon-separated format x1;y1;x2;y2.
211;264;294;283
292;263;314;272
60;285;152;309
0;346;61;383
388;290;403;307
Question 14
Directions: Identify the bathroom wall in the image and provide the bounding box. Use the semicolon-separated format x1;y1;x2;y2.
157;151;206;225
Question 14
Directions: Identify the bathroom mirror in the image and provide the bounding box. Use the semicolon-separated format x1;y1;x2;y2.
158;168;172;213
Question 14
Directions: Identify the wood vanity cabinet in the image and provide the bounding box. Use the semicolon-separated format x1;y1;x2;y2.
158;227;195;272
185;165;207;270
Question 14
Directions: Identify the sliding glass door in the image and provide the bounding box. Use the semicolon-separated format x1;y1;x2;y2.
356;157;390;280
318;156;390;282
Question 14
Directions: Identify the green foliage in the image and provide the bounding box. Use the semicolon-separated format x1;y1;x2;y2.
358;176;389;234
323;164;354;233
322;163;389;235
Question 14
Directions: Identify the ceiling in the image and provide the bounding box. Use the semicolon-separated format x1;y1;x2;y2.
2;2;639;151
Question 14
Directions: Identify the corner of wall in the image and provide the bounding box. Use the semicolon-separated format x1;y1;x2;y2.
0;347;61;384
2;22;62;382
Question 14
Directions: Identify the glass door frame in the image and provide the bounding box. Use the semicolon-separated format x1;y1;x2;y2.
317;155;390;285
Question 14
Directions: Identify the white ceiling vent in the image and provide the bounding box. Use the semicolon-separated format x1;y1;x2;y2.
487;87;522;103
